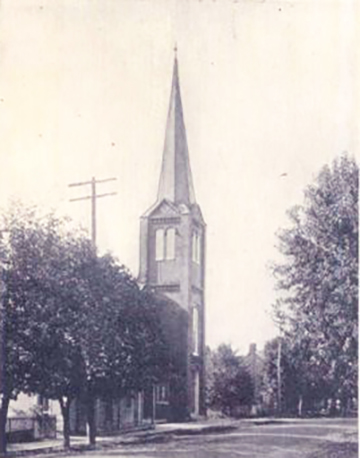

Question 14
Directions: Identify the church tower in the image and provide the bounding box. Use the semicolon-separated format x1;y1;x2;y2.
139;54;206;419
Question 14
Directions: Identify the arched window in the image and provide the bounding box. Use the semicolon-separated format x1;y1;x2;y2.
155;228;176;261
192;233;197;263
196;234;201;264
192;232;201;264
192;307;199;355
155;229;165;261
165;228;176;260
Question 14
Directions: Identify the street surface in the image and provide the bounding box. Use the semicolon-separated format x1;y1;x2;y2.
56;418;358;458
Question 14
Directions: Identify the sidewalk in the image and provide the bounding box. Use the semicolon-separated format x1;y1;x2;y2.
8;417;328;456
7;419;241;456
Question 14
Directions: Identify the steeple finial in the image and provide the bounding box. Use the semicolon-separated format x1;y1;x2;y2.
157;55;196;205
174;42;178;57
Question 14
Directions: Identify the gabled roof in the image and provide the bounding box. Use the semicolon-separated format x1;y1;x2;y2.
157;56;196;205
141;198;180;219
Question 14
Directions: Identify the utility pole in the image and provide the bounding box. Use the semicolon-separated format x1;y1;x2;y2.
276;336;282;416
69;177;117;248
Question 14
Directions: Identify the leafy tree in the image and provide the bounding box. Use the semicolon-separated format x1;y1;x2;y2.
272;155;358;414
0;203;170;452
207;344;253;417
0;204;93;451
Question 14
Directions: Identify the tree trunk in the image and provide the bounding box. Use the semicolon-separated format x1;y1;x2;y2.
297;395;303;417
341;396;349;417
59;397;71;449
329;398;336;416
0;395;10;457
86;397;96;447
152;385;156;425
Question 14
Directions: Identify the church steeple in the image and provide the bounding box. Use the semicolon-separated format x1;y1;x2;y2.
139;53;206;420
157;54;196;205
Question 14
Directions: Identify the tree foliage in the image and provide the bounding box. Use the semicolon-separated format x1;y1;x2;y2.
207;344;253;417
0;203;168;452
272;155;358;413
262;337;330;416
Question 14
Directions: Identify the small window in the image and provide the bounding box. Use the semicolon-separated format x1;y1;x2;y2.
192;307;199;355
165;228;176;260
155;229;165;261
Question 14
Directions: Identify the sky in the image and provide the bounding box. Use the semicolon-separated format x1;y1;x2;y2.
0;0;358;355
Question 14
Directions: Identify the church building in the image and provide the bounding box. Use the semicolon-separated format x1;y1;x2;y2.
139;53;206;420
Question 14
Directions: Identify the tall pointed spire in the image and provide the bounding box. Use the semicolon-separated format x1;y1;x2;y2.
157;53;196;205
